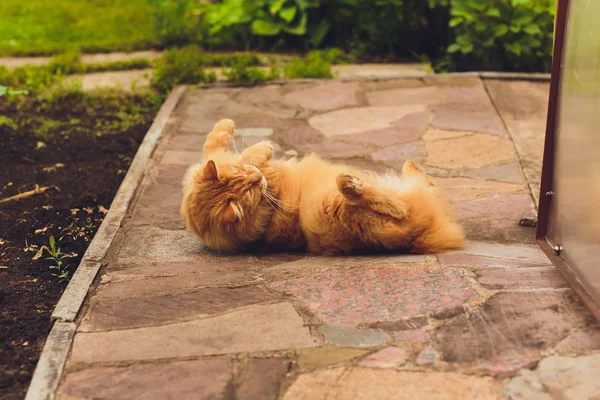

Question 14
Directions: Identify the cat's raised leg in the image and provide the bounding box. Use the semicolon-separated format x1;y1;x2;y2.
336;174;407;221
241;141;274;166
203;119;235;157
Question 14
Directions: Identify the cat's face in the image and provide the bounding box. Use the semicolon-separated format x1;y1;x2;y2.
182;159;272;251
196;159;267;223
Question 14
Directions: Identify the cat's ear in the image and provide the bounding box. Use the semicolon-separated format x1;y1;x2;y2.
201;160;219;181
222;202;240;223
402;160;435;186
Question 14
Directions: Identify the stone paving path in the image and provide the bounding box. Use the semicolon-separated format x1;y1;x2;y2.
53;77;600;399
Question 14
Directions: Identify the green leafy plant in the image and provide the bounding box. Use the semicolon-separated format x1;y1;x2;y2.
446;0;555;71
203;0;318;39
222;59;280;84
0;85;28;97
284;50;333;78
151;46;217;92
39;235;77;280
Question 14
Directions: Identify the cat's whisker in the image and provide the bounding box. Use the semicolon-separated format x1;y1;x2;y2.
263;191;298;212
262;196;294;221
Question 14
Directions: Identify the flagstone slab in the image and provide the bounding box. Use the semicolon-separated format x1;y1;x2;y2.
283;368;501;400
105;254;300;282
435;177;524;203
318;326;390;348
237;358;291;400
270;267;479;326
554;325;600;354
81;286;275;331
485;80;549;205
366;86;442;107
503;354;600;400
416;345;439;365
432;107;506;136
283;82;359;112
437;291;592;369
371;143;422;164
299;142;369;159
70;303;315;363
276;123;325;148
95;273;259;299
438;253;550;269
296;347;369;370
457;241;549;263
161;150;203;166
461;162;524;184
394;328;431;344
237;127;274;137
359;347;407;368
475;267;567;290
129;184;183;224
58;359;232;400
422;128;472;141
454;194;537;243
235;85;299;119
335;110;430;147
116;226;206;263
425;134;515;170
166;133;207;151
365;316;428;331
263;254;426;280
153;164;188;186
309;106;426;137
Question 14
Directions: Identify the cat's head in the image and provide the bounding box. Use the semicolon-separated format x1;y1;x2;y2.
181;158;273;252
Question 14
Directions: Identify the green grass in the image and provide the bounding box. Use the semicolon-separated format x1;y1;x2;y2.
0;0;156;56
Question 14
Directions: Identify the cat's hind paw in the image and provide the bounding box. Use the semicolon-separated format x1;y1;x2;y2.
337;174;364;201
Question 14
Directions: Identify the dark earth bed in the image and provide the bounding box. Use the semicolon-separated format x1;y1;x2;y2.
0;92;159;399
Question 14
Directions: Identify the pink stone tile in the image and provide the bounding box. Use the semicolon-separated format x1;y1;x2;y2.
283;82;359;111
438;253;548;268
416;345;439;365
394;328;430;344
359;347;408;368
338;111;430;147
270;267;480;326
480;357;536;378
372;143;421;162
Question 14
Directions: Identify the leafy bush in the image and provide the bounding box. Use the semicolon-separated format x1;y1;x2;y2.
284;51;333;78
151;46;217;92
223;59;281;84
202;0;320;43
447;0;555;71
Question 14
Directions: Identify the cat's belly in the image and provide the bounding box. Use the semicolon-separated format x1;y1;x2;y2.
262;211;306;251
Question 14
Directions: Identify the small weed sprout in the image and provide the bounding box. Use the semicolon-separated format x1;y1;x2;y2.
40;235;77;281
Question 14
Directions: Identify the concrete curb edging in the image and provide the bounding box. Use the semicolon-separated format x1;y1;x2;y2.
24;323;76;400
51;85;187;322
25;86;187;400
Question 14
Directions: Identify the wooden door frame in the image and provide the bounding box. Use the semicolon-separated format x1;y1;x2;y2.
536;0;600;321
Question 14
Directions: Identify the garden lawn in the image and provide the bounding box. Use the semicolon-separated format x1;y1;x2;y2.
0;0;156;56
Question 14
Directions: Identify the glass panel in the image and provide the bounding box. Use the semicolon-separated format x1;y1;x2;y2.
553;0;600;302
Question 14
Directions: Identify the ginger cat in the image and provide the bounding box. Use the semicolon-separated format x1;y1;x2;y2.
181;119;464;255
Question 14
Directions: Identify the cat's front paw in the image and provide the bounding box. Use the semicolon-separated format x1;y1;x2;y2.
213;119;235;135
253;141;275;159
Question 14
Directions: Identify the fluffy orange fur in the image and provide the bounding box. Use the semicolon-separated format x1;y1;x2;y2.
181;119;465;255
